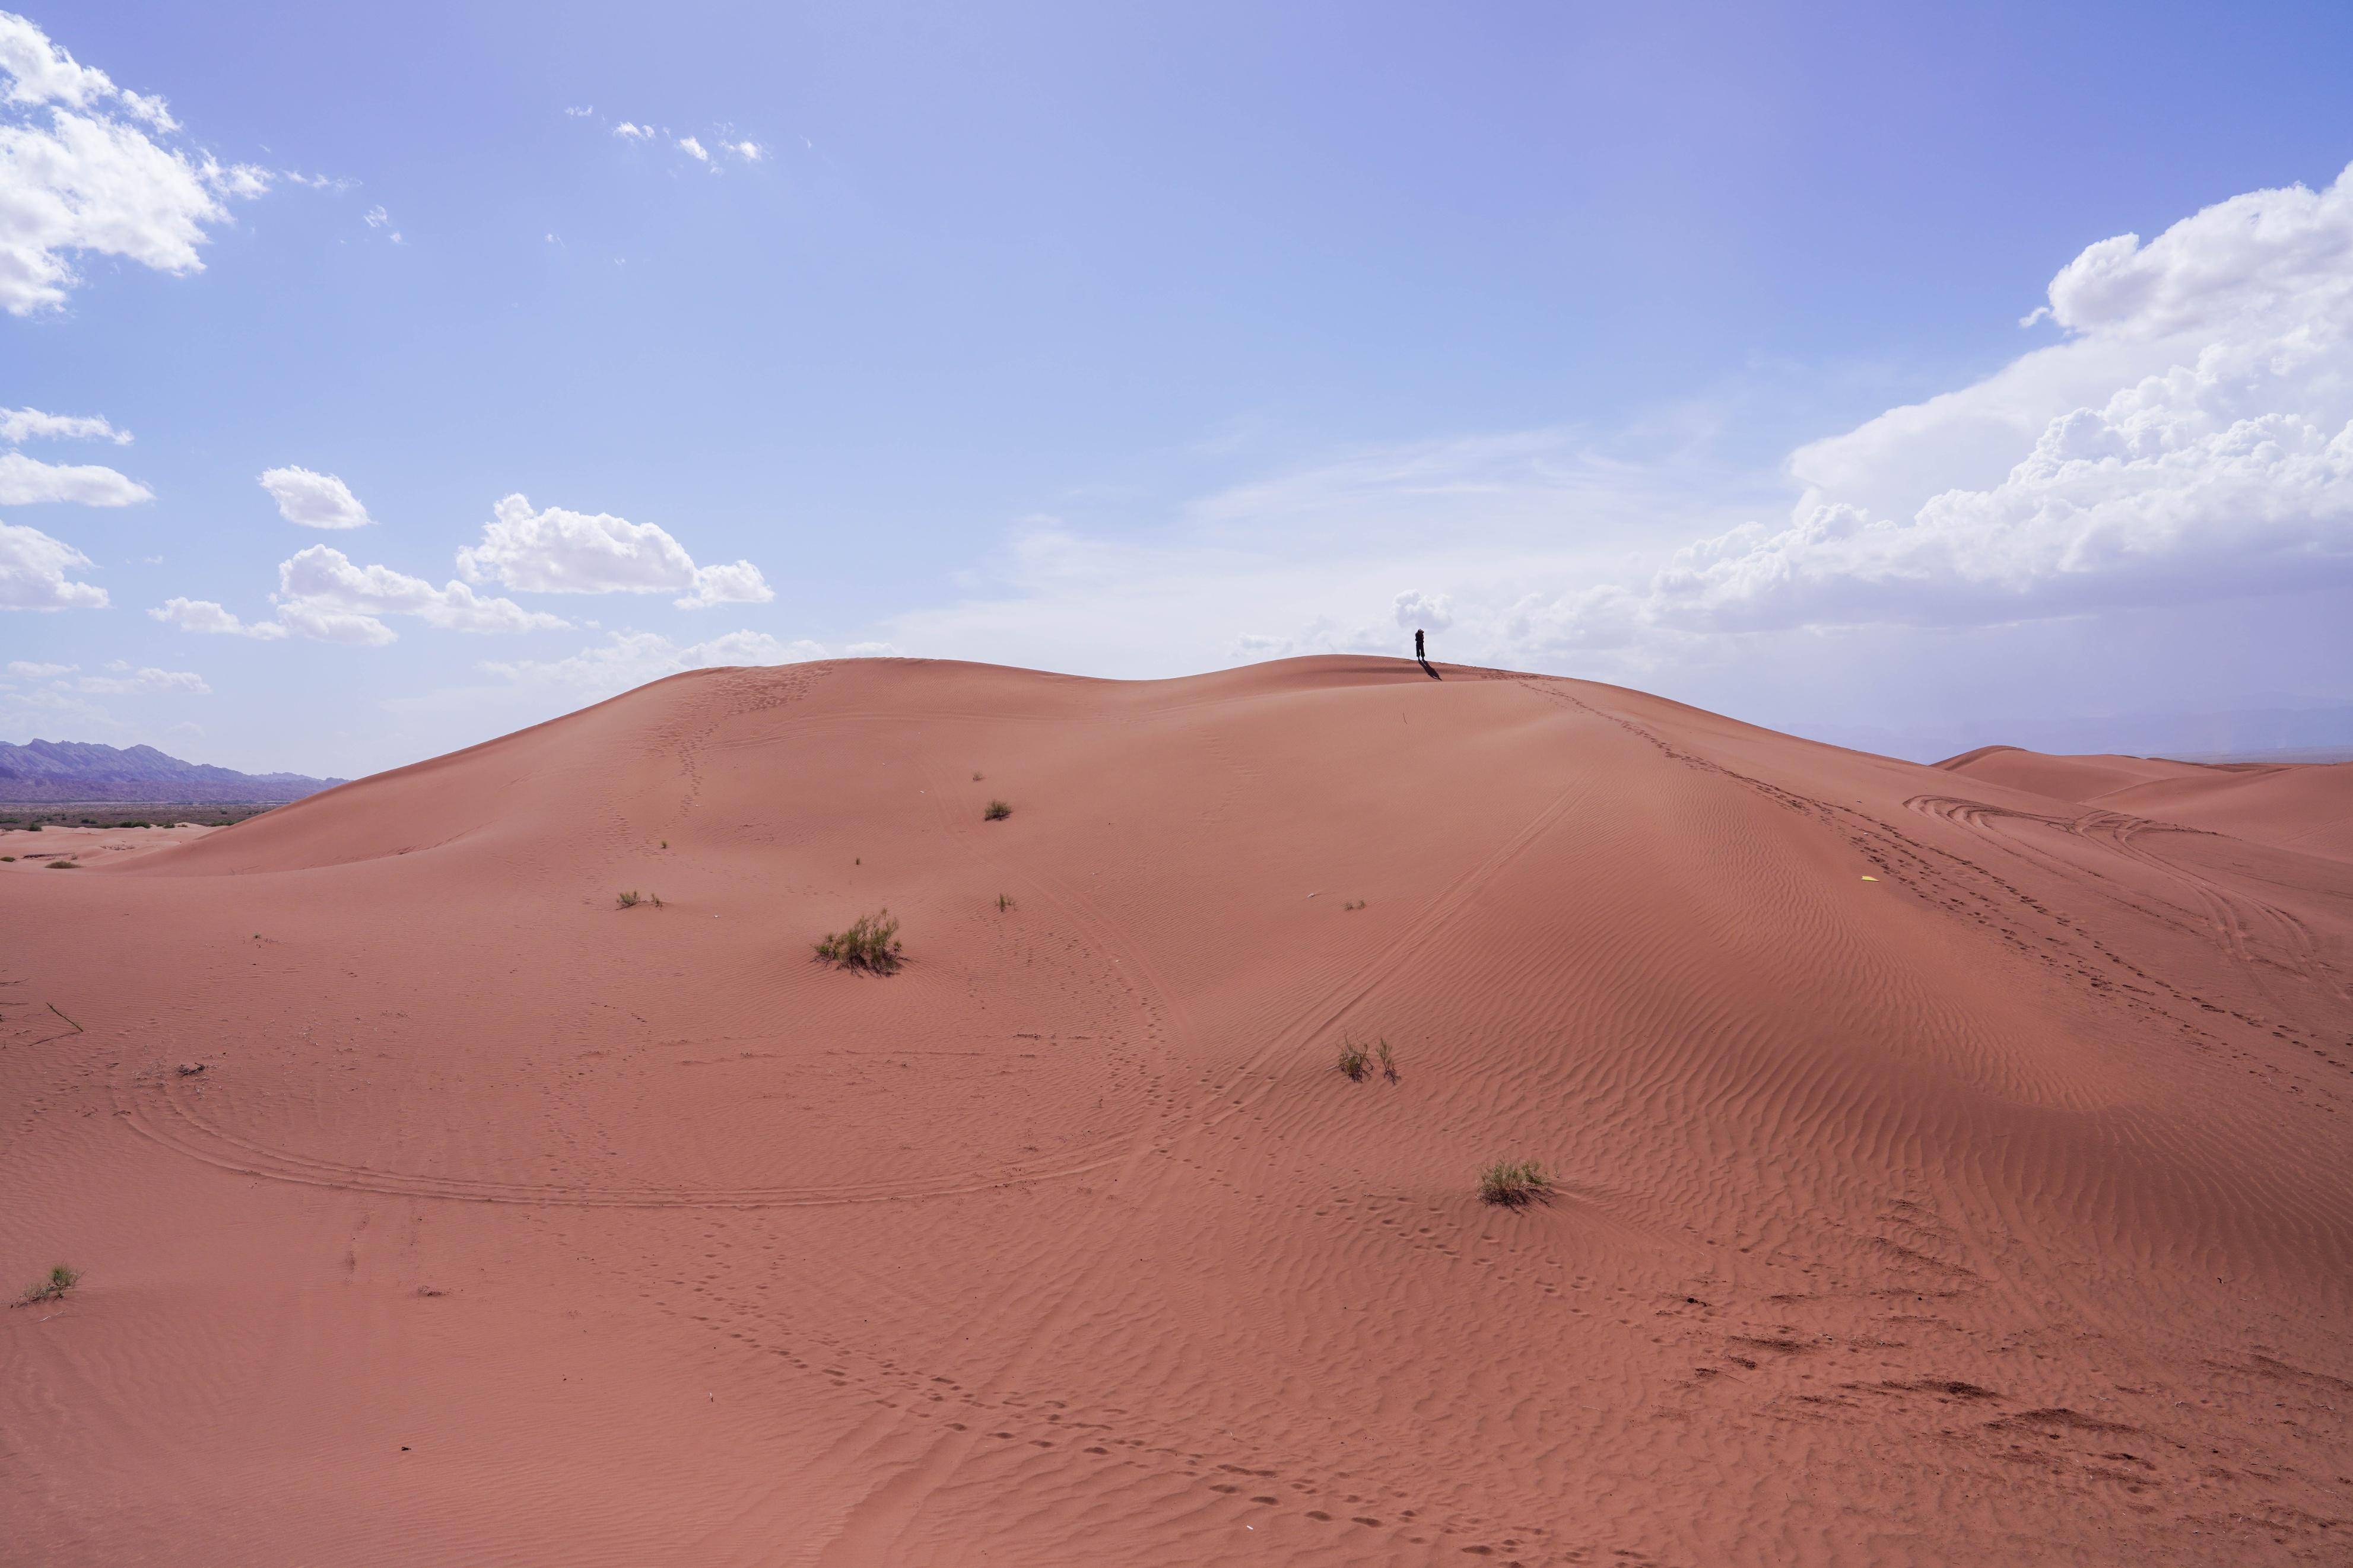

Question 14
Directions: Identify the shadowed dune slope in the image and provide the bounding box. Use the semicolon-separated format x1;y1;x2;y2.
7;657;2352;1567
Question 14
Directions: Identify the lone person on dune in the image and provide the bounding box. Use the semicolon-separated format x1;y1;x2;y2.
1414;627;1426;662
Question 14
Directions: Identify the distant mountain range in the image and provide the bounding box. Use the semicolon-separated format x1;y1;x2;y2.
0;740;345;803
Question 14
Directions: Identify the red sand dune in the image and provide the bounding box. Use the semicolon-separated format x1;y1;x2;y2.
1942;743;2353;863
7;657;2352;1566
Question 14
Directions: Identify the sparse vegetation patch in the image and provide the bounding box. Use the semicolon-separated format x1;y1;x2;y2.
45;860;77;870
983;799;1012;822
615;890;663;909
1377;1038;1396;1081
815;908;904;973
1478;1159;1550;1207
996;892;1015;912
1337;1038;1370;1081
15;1264;78;1306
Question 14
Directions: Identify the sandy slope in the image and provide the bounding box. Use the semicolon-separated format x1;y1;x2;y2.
1942;745;2353;863
5;657;2351;1567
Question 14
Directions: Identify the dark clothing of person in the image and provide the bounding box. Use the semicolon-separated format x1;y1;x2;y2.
1414;629;1425;660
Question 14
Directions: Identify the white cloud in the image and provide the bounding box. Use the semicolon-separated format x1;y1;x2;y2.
361;203;402;243
78;661;207;695
456;492;773;609
273;597;396;647
612;121;654;140
0;406;129;444
728;140;763;162
147;542;571;646
564;105;594;118
674;557;773;608
1392;590;1453;631
676;135;709;162
483;628;817;695
1514;162;2353;651
0;518;106;608
0;13;274;313
0;449;150;505
149;596;288;640
259;466;372;529
278;543;570;638
5;658;73;676
0;11;170;126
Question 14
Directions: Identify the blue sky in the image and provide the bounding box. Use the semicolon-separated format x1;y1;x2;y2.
5;1;2353;774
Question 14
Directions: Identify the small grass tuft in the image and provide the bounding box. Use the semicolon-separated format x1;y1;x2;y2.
1377;1038;1397;1081
16;1264;78;1307
1337;1038;1371;1082
996;892;1015;912
983;799;1012;822
814;908;903;973
1341;898;1367;911
617;890;663;909
45;860;78;870
1478;1159;1549;1207
971;769;985;781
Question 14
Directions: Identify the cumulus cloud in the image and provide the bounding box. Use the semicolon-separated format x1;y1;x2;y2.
676;135;709;162
728;140;763;161
612;121;654;140
456;493;773;609
1392;589;1454;631
278;543;570;638
483;628;820;695
259;466;372;529
1501;162;2353;656
148;596;288;639
5;659;74;676
0;406;129;444
0;449;151;505
272;597;398;647
78;660;207;695
0;12;274;313
148;540;571;645
0;518;105;608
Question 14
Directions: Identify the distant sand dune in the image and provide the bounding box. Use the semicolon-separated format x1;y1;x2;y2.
6;657;2351;1566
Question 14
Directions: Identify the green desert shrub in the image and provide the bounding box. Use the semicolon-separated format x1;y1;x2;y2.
615;890;662;909
16;1264;78;1306
983;799;1012;822
814;908;903;974
45;860;78;870
1478;1159;1549;1207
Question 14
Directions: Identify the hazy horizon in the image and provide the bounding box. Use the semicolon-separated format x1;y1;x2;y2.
6;3;2353;776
